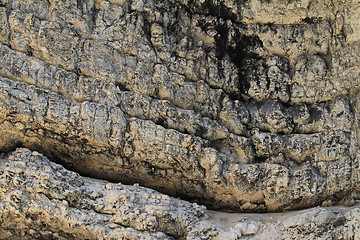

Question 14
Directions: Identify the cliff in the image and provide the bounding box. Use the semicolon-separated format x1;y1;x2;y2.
0;0;360;239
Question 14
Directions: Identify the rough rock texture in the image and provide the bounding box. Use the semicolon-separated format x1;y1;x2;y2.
1;148;360;239
0;0;360;230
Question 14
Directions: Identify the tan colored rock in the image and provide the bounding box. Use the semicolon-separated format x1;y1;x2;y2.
0;0;359;222
1;148;360;239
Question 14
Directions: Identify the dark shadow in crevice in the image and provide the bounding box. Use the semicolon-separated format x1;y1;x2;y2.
0;141;23;155
181;0;244;23
218;29;262;95
115;81;130;91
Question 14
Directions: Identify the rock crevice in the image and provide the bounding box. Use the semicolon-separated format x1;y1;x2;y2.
0;0;360;214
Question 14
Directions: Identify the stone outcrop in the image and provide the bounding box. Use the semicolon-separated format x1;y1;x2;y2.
1;148;360;239
0;0;360;237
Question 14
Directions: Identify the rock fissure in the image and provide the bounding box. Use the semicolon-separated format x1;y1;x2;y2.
1;0;360;238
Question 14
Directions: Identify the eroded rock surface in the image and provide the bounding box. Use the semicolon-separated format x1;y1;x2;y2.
1;148;360;239
0;0;360;215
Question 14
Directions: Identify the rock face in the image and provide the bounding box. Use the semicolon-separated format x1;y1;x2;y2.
0;0;360;234
1;148;360;239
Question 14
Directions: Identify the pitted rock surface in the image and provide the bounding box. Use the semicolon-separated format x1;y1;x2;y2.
0;0;360;214
1;148;360;239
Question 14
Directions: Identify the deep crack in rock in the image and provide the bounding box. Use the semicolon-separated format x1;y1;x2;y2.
0;0;360;217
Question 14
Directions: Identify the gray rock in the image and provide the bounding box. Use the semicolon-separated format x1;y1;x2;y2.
1;148;360;239
0;0;360;237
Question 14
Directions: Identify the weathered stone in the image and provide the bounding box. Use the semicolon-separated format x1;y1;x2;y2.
0;7;10;45
0;0;360;237
1;149;360;239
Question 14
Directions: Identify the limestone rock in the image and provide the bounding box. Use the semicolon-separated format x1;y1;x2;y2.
0;0;359;233
1;148;360;239
0;148;207;239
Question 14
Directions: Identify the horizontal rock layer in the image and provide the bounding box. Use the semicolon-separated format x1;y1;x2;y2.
1;148;360;239
0;0;359;214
